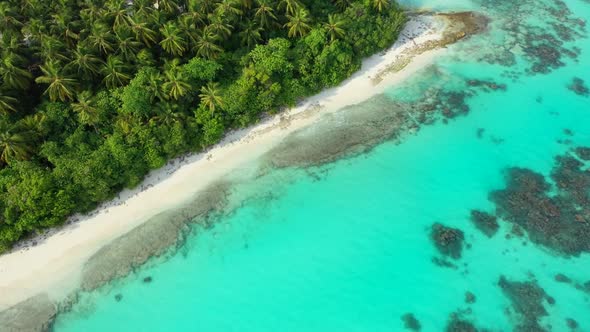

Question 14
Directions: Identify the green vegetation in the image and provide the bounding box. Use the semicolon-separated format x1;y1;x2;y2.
0;0;406;253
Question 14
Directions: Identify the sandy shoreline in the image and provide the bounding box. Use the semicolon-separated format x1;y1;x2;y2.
0;13;471;317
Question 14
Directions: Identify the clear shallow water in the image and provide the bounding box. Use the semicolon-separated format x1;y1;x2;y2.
54;0;590;331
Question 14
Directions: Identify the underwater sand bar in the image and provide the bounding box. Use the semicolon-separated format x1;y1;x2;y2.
0;12;486;328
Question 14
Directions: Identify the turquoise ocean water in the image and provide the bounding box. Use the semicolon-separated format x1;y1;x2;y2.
53;0;590;331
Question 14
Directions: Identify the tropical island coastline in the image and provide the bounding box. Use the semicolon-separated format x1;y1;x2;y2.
0;8;487;331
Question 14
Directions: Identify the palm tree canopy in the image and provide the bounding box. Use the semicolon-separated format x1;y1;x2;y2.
373;0;390;12
278;0;301;15
35;61;78;102
0;118;33;165
324;14;346;41
68;47;104;76
159;23;187;57
72;91;100;125
196;28;224;59
101;55;131;89
284;8;311;38
163;69;192;100
0;94;18;115
0;53;32;90
254;0;277;28
199;82;224;113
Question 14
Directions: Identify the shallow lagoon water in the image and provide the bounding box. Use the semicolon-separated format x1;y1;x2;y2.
54;0;590;331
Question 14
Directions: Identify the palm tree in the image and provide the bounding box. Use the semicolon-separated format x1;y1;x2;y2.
38;37;70;63
18;113;47;137
159;23;187;57
150;103;185;126
284;8;311;38
324;14;346;42
87;23;115;55
128;17;158;47
80;4;106;24
190;0;217;15
35;61;78;102
199;82;223;113
207;14;233;40
239;21;262;48
1;34;22;54
181;8;205;29
0;93;17;115
67;47;104;76
195;28;223;59
72;91;100;126
136;48;157;67
107;0;131;30
101;55;131;89
0;118;32;165
149;7;167;25
50;12;80;48
278;0;301;15
146;70;167;103
332;0;352;11
158;0;180;14
0;53;32;90
215;0;243;19
115;27;143;61
237;0;254;10
254;0;277;29
21;0;44;17
373;0;390;12
115;113;140;134
178;14;200;47
0;2;22;33
131;0;155;21
163;68;192;100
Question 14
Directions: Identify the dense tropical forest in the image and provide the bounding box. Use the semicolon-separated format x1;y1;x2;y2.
0;0;406;252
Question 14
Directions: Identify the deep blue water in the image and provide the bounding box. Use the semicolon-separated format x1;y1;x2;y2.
53;0;590;331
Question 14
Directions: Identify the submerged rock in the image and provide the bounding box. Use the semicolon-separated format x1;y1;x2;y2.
115;294;123;302
401;313;422;331
476;128;485;139
466;79;507;92
554;274;571;283
0;293;57;332
431;223;465;259
143;276;153;283
470;210;499;238
465;291;477;304
498;276;551;331
566;318;578;330
580;281;590;294
574;147;590;161
432;257;458;269
445;314;478;332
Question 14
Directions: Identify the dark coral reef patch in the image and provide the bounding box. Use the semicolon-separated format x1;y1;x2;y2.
489;148;590;256
431;223;466;259
470;210;499;238
567;77;589;97
498;276;552;332
402;313;422;331
477;0;586;75
445;313;480;332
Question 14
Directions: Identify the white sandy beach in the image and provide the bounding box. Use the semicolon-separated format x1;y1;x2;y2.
0;15;449;311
